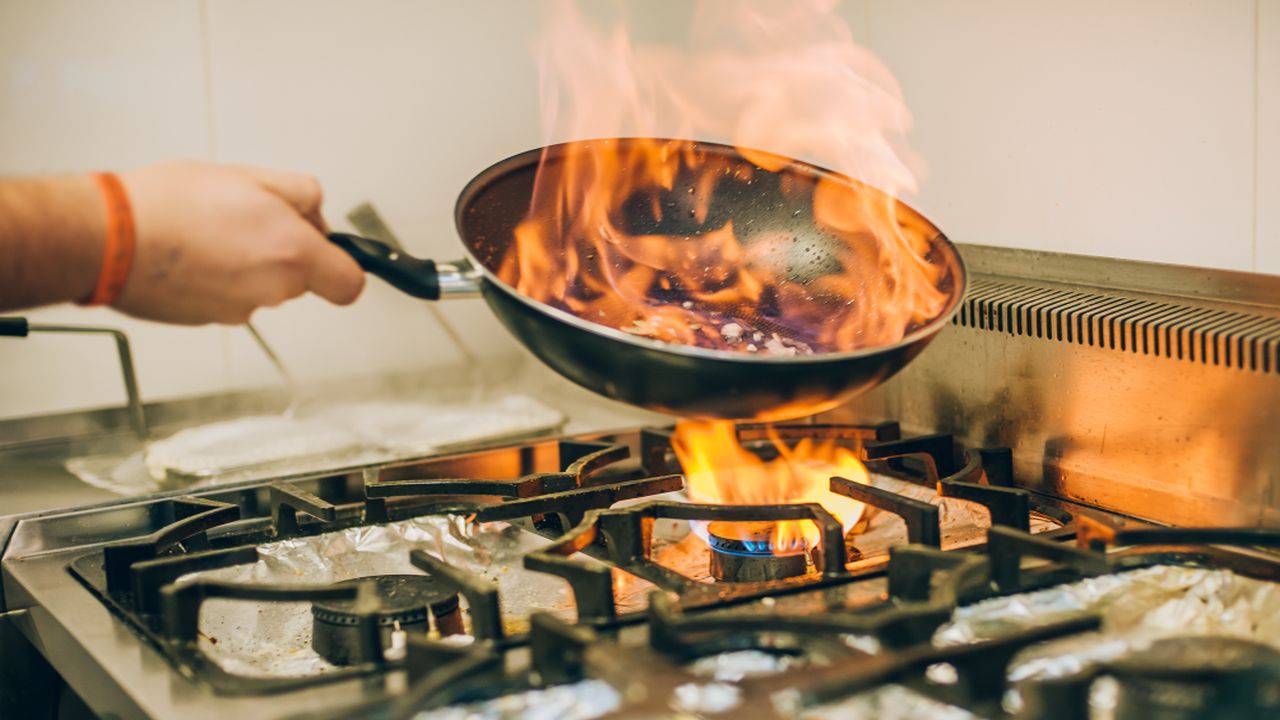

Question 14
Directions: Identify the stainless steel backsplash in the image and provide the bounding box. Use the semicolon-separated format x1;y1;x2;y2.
827;245;1280;527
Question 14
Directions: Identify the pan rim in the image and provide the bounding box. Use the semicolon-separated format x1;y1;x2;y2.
454;137;967;366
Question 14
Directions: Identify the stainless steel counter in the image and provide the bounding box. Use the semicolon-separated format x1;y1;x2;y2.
0;457;119;516
0;363;663;517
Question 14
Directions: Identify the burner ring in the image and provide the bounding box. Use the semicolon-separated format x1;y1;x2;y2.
311;574;461;665
706;522;809;583
312;574;459;625
707;534;804;558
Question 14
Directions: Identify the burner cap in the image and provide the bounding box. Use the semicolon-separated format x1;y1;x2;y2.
708;534;797;557
311;574;461;666
706;521;809;583
706;521;804;556
312;574;458;626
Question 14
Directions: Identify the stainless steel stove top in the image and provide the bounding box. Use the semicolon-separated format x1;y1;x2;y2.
4;421;1280;720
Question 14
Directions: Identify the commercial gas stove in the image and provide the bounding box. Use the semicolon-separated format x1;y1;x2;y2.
4;421;1280;720
5;246;1280;720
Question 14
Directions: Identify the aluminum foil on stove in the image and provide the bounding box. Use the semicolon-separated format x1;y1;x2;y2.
778;564;1280;720
185;514;586;678
937;564;1280;651
672;650;803;715
66;395;564;496
937;564;1280;718
689;649;800;682
414;649;800;720
413;679;621;720
797;684;981;720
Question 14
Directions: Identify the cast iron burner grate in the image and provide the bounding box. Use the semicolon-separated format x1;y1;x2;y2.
62;420;1069;697
311;575;463;666
64;437;681;692
26;419;1280;717
379;524;1280;720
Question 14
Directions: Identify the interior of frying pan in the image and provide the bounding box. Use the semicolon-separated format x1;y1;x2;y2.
456;138;964;359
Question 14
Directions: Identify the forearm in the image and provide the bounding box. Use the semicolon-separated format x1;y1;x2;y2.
0;162;361;324
0;175;105;311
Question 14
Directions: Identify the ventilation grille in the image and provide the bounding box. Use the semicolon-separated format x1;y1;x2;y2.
955;278;1280;372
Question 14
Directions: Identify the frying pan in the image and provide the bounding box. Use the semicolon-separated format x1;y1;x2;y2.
329;138;966;422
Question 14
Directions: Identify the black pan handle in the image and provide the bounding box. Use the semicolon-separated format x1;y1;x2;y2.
328;233;440;301
0;317;30;337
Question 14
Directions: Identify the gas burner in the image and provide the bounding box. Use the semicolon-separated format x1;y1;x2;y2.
1109;637;1280;720
705;521;808;583
311;574;462;666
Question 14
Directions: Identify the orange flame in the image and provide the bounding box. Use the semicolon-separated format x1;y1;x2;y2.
672;420;868;553
507;0;949;357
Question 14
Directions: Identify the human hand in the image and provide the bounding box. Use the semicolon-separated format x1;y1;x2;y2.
115;161;364;324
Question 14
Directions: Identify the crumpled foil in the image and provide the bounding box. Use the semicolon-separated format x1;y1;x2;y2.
778;564;1280;720
667;650;802;715
413;679;622;720
186;515;582;678
143;413;363;481
798;684;981;720
936;564;1280;719
66;395;564;496
937;564;1280;650
689;649;800;682
412;649;799;719
673;682;742;714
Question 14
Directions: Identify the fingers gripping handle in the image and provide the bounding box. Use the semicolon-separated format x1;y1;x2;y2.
328;233;440;301
0;317;30;337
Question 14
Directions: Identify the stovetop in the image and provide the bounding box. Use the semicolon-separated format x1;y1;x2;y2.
4;421;1280;720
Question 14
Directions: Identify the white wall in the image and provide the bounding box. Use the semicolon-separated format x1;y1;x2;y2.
1260;0;1280;273
1;0;1276;421
857;0;1262;271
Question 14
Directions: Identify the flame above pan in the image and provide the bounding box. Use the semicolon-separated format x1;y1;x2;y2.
501;0;949;356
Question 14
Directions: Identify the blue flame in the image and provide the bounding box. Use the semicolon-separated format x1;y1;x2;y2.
706;533;803;557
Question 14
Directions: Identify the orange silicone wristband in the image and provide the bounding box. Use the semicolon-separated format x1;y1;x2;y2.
82;172;136;306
